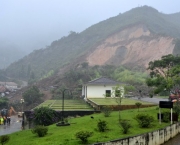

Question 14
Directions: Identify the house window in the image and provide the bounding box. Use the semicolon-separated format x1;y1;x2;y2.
106;90;111;97
115;90;120;97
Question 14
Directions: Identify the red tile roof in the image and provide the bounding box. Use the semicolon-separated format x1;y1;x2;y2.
0;86;6;93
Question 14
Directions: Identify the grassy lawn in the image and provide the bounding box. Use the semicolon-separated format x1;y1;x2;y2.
89;98;154;105
34;98;154;111
35;99;93;111
6;106;172;145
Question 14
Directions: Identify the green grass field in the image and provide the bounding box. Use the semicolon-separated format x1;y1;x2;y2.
89;98;154;105
6;106;171;145
34;98;154;111
35;99;93;111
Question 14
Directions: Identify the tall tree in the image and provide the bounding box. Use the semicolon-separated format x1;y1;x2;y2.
111;85;125;122
22;86;43;105
146;54;180;94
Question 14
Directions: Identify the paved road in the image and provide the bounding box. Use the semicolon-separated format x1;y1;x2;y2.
0;115;22;135
131;96;169;104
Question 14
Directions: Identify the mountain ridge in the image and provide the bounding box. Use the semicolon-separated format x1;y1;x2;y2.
86;24;175;67
4;6;180;81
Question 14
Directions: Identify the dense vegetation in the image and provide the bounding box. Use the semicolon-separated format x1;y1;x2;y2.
4;6;180;81
0;97;9;109
146;54;180;95
22;86;44;105
50;64;148;99
33;107;60;126
4;106;171;145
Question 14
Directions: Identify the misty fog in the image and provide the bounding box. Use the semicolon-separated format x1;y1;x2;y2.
0;0;179;68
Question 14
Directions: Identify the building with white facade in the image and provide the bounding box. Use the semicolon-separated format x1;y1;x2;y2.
82;77;124;100
0;82;18;91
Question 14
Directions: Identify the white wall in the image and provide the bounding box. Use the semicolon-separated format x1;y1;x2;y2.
87;85;112;98
92;122;180;145
6;85;18;89
84;85;124;98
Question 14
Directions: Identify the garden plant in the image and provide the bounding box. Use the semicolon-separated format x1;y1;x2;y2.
0;135;10;145
31;125;48;137
75;131;93;144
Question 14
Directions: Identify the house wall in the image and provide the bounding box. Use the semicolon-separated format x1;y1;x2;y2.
6;85;18;89
83;85;124;98
87;85;112;98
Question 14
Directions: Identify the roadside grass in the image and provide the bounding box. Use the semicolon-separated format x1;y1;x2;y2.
89;98;154;105
6;106;172;145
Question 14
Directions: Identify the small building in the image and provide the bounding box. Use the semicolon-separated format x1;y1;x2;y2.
82;77;124;100
0;86;6;97
0;82;18;91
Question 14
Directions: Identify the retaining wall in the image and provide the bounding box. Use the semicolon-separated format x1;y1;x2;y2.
93;122;180;145
87;99;156;111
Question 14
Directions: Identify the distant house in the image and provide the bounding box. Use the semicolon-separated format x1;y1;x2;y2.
0;82;18;91
0;86;7;97
82;77;124;100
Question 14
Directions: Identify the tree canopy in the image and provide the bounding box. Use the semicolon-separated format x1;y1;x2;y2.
33;106;60;126
146;54;180;94
0;97;9;109
22;86;44;105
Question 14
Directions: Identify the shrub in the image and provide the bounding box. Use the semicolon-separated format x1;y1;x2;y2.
119;120;131;134
64;117;69;123
32;125;48;137
135;102;142;112
97;119;108;132
102;106;112;117
75;131;93;143
33;107;60;126
149;93;153;98
173;101;180;116
0;135;10;145
162;112;170;123
135;114;154;128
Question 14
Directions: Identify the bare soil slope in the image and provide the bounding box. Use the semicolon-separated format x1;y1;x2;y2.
86;24;175;67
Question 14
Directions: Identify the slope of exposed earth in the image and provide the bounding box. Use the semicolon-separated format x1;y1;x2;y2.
86;24;175;67
4;6;180;80
7;24;176;106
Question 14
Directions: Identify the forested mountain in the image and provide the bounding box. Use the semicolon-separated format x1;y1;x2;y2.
0;42;27;69
4;6;180;82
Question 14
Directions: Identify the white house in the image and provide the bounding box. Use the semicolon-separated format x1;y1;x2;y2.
0;86;6;97
82;77;124;100
0;82;18;91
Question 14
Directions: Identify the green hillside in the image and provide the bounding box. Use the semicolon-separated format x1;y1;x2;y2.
4;6;180;81
6;106;170;145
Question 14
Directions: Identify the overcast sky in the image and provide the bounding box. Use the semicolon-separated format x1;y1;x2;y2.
1;0;180;53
